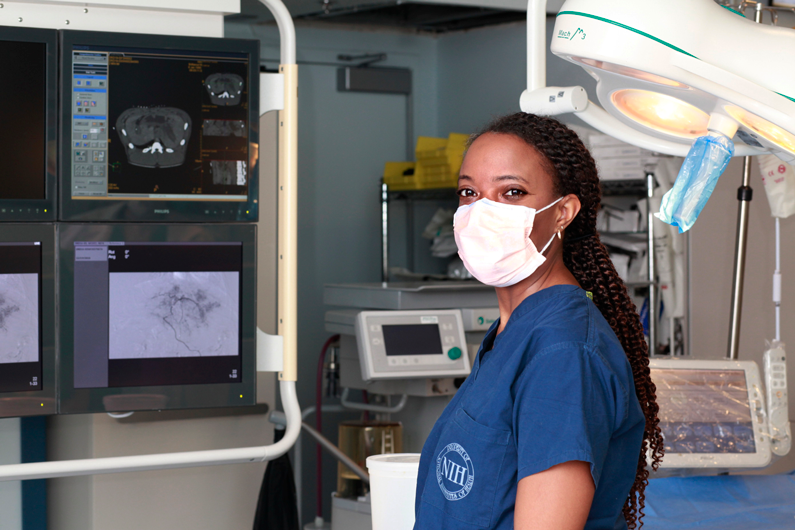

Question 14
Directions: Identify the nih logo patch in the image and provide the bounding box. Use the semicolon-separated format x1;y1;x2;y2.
435;443;475;501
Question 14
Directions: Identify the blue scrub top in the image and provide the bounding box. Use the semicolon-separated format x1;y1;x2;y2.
414;285;645;530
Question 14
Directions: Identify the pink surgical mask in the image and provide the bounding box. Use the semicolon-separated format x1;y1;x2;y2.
453;197;562;287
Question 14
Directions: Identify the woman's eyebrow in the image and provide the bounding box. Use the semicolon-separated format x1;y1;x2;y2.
458;175;473;182
494;175;528;183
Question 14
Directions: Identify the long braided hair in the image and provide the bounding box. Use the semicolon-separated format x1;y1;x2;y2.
472;113;664;528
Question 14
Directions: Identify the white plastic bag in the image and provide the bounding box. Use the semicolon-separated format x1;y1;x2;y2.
757;155;795;218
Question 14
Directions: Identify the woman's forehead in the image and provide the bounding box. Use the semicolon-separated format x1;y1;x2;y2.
460;133;553;188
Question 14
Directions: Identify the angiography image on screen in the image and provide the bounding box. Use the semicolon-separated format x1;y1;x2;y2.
653;369;756;454
73;240;243;389
115;107;192;168
0;242;42;393
0;274;39;364
108;271;239;359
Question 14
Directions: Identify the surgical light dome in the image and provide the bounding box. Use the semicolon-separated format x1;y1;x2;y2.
522;0;795;164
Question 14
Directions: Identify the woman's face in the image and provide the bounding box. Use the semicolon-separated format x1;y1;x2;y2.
458;132;561;241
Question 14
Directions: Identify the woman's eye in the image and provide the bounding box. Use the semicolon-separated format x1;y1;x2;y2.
457;188;475;198
505;189;525;197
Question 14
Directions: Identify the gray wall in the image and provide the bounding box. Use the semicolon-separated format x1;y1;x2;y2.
437;18;596;135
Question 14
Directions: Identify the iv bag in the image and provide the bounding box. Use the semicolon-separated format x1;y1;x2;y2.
757;155;795;218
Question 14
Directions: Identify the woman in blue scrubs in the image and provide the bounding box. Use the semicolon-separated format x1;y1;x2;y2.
414;114;663;530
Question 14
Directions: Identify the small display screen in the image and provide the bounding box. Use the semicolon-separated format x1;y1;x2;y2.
0;40;47;200
73;241;243;388
652;368;756;454
382;324;443;356
0;243;42;392
69;44;250;202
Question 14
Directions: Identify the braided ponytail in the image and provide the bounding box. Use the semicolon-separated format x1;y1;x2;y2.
473;113;664;529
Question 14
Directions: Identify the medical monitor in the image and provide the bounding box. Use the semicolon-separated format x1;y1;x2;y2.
59;30;259;222
0;225;57;417
57;224;256;414
352;310;471;380
0;27;58;221
649;358;771;469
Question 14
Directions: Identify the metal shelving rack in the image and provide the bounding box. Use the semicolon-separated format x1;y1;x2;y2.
380;182;458;282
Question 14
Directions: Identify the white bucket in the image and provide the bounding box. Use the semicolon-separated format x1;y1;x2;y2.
366;453;421;530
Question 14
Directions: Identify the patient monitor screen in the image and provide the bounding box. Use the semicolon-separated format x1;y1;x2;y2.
0;243;42;392
652;369;756;454
0;40;47;200
73;241;243;388
68;43;250;201
382;324;443;356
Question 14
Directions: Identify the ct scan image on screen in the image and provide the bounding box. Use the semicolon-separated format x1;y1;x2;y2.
73;241;243;389
69;44;250;201
653;368;756;454
0;243;42;393
0;40;47;201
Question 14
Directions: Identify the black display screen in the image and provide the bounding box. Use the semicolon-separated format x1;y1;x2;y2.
73;241;243;388
0;243;42;393
382;324;443;356
0;40;47;200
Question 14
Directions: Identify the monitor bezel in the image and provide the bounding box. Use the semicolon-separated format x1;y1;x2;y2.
57;223;257;414
0;27;58;222
58;30;260;223
0;224;57;417
649;358;771;469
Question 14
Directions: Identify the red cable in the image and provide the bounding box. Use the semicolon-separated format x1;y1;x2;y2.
316;334;339;520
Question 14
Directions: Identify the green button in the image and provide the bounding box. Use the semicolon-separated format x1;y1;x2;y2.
447;347;462;360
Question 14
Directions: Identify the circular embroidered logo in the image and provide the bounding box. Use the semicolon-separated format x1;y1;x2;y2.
435;443;475;501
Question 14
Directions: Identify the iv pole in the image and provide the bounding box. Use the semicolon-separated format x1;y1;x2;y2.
0;0;302;482
727;1;763;360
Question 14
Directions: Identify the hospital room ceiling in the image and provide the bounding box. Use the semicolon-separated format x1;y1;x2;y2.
228;0;565;33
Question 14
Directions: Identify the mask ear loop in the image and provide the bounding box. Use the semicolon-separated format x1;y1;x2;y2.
535;196;564;214
537;197;565;255
539;231;557;255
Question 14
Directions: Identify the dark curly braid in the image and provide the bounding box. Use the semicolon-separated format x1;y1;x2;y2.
473;113;664;529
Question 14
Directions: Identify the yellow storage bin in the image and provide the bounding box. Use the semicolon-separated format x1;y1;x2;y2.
415;137;449;161
383;161;419;191
383;134;469;191
413;133;469;189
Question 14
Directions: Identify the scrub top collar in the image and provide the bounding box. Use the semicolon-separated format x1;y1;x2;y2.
475;284;585;371
493;284;583;341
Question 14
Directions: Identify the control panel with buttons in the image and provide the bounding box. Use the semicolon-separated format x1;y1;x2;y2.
354;310;470;381
764;345;791;456
70;52;109;198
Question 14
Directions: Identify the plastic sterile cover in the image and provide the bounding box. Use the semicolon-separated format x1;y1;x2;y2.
656;133;734;233
649;358;771;470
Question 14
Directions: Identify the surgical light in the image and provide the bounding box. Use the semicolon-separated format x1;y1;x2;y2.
571;58;686;88
725;105;795;157
522;0;795;159
611;90;710;139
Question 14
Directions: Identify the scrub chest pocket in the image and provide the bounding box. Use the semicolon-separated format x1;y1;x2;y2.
421;408;511;528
